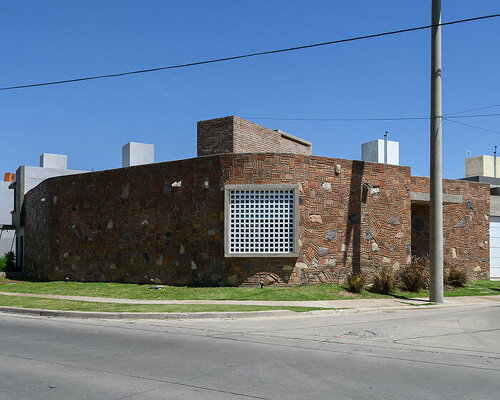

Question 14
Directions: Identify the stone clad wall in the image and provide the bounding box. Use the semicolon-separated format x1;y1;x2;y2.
221;154;412;285
410;176;490;279
24;157;226;285
23;154;489;285
22;180;52;274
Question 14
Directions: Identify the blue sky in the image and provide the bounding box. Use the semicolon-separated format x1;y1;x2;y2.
1;0;499;178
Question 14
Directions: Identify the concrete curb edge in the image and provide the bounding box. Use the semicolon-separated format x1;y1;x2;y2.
305;301;500;315
0;306;296;320
1;300;497;320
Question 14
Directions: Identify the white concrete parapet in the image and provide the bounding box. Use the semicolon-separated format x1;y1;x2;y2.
40;153;67;169
361;139;399;165
122;142;154;167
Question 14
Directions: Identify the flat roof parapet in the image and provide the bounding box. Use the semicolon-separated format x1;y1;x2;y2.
197;116;312;157
40;153;67;169
273;129;312;147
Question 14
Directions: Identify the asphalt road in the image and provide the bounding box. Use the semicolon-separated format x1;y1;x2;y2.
0;305;499;399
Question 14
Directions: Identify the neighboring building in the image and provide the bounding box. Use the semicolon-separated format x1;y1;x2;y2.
464;155;500;181
11;153;87;269
0;173;15;256
463;154;500;278
489;193;500;279
20;116;490;285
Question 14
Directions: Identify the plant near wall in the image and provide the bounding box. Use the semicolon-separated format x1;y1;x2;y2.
0;256;6;272
345;272;366;293
371;266;396;294
444;265;468;288
398;257;430;292
4;251;16;272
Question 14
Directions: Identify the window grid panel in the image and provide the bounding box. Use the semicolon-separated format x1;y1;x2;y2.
229;189;295;254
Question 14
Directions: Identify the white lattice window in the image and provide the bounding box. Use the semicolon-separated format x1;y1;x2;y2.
224;184;299;257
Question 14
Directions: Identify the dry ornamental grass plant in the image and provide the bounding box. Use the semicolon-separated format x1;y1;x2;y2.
445;265;468;288
398;257;430;292
345;272;366;293
371;266;396;294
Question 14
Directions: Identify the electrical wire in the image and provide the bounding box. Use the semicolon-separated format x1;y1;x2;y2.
446;113;500;119
243;117;429;121
445;104;500;116
1;13;499;91
443;118;500;135
242;113;500;122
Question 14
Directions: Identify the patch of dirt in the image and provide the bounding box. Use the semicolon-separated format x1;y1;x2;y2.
337;290;359;298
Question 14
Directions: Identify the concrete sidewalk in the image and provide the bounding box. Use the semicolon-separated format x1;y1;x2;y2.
1;291;500;309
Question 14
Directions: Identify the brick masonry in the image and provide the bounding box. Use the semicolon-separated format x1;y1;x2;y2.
197;116;312;157
23;153;490;285
410;176;490;279
197;117;234;157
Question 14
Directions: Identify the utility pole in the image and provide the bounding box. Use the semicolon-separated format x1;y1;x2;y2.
430;0;444;303
384;131;388;164
494;146;497;178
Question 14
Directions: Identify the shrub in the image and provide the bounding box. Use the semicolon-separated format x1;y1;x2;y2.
398;257;430;292
372;266;396;294
4;251;16;272
345;272;366;293
0;256;6;272
445;266;468;288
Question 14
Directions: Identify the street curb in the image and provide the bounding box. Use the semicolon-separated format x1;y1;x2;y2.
1;300;497;320
305;301;500;315
0;306;296;320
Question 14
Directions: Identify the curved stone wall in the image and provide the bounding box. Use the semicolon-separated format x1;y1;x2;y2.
23;153;489;285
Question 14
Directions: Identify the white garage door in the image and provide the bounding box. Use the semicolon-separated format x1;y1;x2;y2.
490;216;500;278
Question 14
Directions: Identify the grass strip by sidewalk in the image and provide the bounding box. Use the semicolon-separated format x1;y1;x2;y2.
0;279;499;301
0;295;326;313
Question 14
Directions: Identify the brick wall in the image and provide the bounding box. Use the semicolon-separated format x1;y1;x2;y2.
411;176;490;279
24;157;225;284
275;130;313;155
197;117;234;157
197;116;312;157
221;154;412;285
23;154;489;285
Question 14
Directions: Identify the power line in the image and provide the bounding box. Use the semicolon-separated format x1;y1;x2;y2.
444;118;500;135
1;13;499;91
242;113;500;122
445;104;500;116
447;113;500;118
244;116;428;121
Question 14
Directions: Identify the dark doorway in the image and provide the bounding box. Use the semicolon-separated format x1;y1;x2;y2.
411;204;429;258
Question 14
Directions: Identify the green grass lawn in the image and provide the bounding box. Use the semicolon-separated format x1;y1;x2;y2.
0;295;323;313
0;278;498;301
